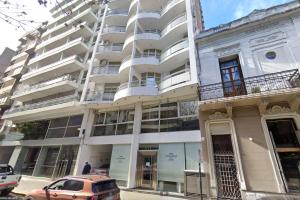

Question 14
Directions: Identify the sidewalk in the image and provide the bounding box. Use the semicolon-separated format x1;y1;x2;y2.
13;176;187;200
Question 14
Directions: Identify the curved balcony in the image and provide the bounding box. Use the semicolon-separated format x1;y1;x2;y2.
105;9;128;25
127;0;185;30
161;0;185;23
128;0;138;14
123;30;161;53
85;91;115;103
124;14;187;51
108;0;131;10
102;26;126;42
126;11;160;31
119;55;160;74
114;81;159;102
159;69;191;93
160;39;189;71
89;65;126;83
120;38;188;73
11;75;78;102
95;44;123;61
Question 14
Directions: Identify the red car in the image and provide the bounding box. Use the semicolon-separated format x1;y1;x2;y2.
26;175;120;200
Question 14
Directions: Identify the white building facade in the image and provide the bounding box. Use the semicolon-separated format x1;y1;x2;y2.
196;1;300;199
0;0;204;194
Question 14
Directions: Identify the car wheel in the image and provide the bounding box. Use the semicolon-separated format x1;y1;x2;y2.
0;188;12;196
25;196;35;200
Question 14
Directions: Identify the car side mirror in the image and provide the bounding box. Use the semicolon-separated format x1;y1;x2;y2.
43;186;48;190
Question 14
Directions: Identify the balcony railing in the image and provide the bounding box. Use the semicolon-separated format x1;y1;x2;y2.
159;68;191;90
106;9;128;16
161;0;183;15
199;69;300;101
4;95;79;115
118;80;158;91
27;55;84;73
92;66;120;75
14;74;77;96
160;39;188;61
161;14;186;36
97;44;123;52
103;26;126;33
85;92;115;102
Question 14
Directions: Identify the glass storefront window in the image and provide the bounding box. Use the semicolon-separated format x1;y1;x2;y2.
16;120;49;140
15;115;83;140
142;105;159;120
95;113;105;124
106;111;118;124
160;102;178;119
118;109;134;122
49;117;68;128
179;101;197;116
141;120;159;133
92;109;135;136
141;100;199;133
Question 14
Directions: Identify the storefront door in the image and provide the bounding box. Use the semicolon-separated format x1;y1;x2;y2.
212;135;241;199
136;151;157;190
266;119;300;192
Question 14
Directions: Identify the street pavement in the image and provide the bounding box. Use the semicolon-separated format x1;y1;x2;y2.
12;176;187;200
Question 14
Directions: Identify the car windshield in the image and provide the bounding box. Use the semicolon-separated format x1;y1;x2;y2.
92;180;117;193
0;166;13;174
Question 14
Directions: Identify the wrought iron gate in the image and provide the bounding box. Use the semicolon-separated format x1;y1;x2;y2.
212;135;241;199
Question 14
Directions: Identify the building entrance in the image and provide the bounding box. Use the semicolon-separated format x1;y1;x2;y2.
136;151;157;190
266;118;300;193
212;134;241;199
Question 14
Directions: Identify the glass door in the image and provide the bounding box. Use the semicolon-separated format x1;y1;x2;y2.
219;58;246;97
267;119;300;192
136;151;157;190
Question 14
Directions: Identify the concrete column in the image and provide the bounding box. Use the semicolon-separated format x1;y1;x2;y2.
185;0;200;83
73;144;92;175
127;102;142;188
8;146;22;167
73;109;94;175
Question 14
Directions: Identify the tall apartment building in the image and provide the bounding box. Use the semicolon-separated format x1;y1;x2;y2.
0;27;46;165
0;48;15;73
196;1;300;199
0;0;203;194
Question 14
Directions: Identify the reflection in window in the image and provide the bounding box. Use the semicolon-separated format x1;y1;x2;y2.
92;109;135;136
46;115;83;138
141;100;199;133
16;121;49;140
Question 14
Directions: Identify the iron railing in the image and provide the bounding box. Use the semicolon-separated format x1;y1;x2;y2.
199;69;300;101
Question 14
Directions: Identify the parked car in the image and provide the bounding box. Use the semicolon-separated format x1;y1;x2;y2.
0;164;22;196
26;175;120;200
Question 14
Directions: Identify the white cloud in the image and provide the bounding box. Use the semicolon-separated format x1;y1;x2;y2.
234;0;290;19
0;1;53;53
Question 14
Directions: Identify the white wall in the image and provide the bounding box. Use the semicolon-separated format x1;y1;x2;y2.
197;14;300;85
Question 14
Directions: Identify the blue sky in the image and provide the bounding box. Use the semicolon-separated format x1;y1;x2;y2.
201;0;293;29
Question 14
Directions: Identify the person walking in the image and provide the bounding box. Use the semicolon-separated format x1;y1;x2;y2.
82;161;91;175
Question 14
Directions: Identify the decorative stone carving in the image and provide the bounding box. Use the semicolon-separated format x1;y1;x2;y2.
249;31;286;47
266;105;291;115
208;112;229;120
214;44;240;57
